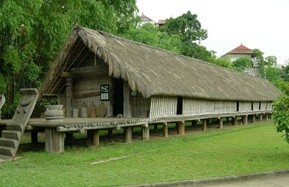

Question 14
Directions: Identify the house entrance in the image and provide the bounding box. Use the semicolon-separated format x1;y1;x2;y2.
113;78;124;116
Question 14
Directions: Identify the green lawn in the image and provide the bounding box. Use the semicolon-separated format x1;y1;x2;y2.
1;121;289;186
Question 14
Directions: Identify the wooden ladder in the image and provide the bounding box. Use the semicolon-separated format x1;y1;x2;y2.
0;88;38;160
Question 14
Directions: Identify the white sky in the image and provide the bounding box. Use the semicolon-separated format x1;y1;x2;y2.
136;0;289;65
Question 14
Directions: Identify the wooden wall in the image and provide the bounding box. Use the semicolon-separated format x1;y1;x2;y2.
130;93;151;118
149;97;177;118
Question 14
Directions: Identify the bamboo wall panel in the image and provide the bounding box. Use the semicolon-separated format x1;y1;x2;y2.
150;97;177;117
253;102;260;111
239;102;251;112
130;94;151;118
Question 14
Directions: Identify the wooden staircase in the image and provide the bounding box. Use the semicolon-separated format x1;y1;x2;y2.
0;88;38;160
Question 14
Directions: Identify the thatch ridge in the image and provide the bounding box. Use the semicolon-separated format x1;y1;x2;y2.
40;26;281;101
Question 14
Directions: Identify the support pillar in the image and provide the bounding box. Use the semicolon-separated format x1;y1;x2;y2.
123;83;131;118
232;117;238;126
124;127;132;143
31;131;38;145
265;114;269;120
65;77;73;117
45;128;64;154
177;121;185;135
242;115;248;125
252;115;256;123
219;118;223;129
92;130;100;146
202;119;207;131
142;123;150;141
163;122;168;137
259;114;263;121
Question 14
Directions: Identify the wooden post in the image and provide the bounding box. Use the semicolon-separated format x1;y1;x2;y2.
259;114;263;121
242;115;248;125
265;114;269;120
177;121;185;135
45;128;64;154
219;118;223;129
252;115;256;123
232;117;238;125
92;130;100;146
203;119;207;131
123;82;131;118
163;122;168;137
142;123;150;141
124;127;132;143
65;77;73;117
31;131;38;145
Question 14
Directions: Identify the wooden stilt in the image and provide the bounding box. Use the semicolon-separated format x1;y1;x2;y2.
242;115;248;125
265;114;269;120
163;122;168;137
92;130;99;146
124;127;132;143
232;117;238;125
177;121;185;135
252;115;256;123
45;128;64;154
259;114;263;121
219;118;223;129
142;123;150;141
31;131;38;145
203;119;207;131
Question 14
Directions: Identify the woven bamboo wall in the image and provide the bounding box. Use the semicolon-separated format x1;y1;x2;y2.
239;102;251;112
130;93;151;118
149;96;177;118
183;99;236;115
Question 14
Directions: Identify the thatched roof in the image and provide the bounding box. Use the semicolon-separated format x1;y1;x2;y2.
40;26;281;101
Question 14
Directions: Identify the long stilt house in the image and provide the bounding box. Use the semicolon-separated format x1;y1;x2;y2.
40;26;280;120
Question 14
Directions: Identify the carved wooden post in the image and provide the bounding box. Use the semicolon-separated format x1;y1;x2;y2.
163;122;168;137
203;119;207;131
142;123;150;141
242;115;248;125
177;121;185;135
65;77;73;118
219;118;223;129
124;127;132;143
45;128;64;154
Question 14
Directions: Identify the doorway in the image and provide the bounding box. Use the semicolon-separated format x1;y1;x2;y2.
177;97;183;115
113;78;124;116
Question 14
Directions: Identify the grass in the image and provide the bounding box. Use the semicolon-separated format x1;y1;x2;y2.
1;121;289;186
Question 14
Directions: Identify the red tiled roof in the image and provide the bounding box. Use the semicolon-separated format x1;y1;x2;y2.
227;44;253;54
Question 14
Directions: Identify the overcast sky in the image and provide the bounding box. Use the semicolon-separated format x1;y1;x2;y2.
136;0;289;65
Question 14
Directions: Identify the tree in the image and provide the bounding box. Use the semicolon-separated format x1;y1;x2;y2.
0;0;138;118
232;57;253;72
273;95;289;143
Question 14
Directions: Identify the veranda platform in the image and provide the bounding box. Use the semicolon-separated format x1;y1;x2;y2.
0;110;271;154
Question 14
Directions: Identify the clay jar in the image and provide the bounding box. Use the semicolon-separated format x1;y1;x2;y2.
44;105;64;121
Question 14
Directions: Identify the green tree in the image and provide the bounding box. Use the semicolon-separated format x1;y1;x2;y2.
232;57;253;72
273;95;289;143
0;0;138;118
